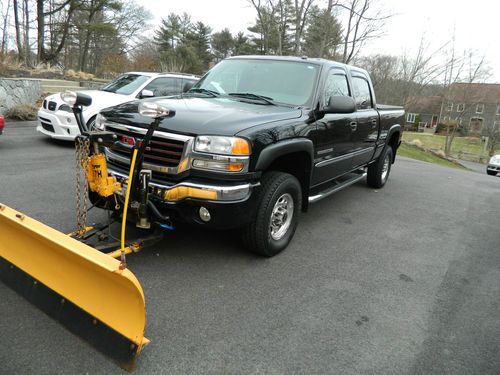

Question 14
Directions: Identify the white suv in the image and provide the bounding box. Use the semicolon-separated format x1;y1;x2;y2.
36;72;198;141
487;154;500;176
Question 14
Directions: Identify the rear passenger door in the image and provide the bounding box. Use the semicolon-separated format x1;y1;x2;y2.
143;77;181;97
311;68;356;185
351;74;378;167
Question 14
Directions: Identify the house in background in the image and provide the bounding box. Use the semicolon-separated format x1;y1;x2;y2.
439;83;500;136
405;83;500;135
405;96;442;129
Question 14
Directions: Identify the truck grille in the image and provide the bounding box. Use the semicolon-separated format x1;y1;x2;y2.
104;123;192;176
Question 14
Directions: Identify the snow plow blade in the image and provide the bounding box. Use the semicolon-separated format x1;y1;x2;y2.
0;204;149;371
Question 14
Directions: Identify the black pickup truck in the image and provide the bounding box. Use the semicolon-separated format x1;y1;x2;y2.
96;56;404;256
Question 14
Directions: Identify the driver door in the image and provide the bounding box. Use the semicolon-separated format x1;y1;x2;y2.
311;69;356;186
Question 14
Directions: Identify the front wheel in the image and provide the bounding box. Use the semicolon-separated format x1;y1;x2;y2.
487;170;497;176
86;116;97;132
367;146;393;188
241;172;301;257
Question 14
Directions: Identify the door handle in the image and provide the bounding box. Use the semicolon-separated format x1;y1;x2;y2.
350;121;357;131
371;119;378;128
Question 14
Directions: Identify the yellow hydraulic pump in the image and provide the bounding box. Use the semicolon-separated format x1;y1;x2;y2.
86;153;121;197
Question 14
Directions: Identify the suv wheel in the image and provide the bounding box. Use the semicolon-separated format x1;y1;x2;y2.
367;146;393;188
242;172;301;257
487;170;497;176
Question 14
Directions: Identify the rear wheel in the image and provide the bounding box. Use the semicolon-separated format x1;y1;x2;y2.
242;171;301;257
487;170;497;176
367;146;393;188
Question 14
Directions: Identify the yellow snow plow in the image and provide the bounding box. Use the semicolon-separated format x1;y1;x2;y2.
0;93;175;370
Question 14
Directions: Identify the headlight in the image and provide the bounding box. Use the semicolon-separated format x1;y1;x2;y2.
194;136;251;155
94;113;106;130
60;91;77;106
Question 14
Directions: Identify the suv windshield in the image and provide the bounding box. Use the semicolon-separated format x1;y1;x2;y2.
101;74;150;95
192;59;320;107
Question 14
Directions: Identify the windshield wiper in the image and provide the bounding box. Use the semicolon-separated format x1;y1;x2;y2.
228;92;276;105
187;88;221;97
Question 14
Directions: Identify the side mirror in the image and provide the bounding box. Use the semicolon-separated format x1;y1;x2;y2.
140;89;154;98
324;96;356;114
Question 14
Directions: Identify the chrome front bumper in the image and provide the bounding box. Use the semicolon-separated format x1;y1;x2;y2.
108;168;256;202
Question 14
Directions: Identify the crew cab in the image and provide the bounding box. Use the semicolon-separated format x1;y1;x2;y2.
36;72;198;141
97;56;404;256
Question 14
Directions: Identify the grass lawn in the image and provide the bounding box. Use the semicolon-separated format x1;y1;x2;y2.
397;143;466;170
401;132;498;161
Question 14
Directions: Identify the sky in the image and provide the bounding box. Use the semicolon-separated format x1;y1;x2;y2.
137;0;500;83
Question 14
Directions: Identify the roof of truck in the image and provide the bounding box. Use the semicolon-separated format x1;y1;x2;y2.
124;72;199;79
227;55;368;75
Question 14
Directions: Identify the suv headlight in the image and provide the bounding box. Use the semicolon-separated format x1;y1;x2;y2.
194;136;251;155
94;113;106;131
192;136;251;172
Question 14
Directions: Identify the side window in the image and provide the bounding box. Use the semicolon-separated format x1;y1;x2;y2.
181;79;197;93
143;77;181;97
351;76;373;110
323;71;350;107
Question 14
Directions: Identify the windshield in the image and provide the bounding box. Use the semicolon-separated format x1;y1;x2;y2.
192;59;320;107
101;74;150;95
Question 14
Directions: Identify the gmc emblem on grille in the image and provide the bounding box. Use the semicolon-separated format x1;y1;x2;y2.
120;135;151;151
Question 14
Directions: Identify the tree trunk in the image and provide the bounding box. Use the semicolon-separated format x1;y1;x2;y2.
37;0;45;63
23;0;29;66
13;0;24;61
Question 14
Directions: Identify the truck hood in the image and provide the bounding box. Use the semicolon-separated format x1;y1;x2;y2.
100;97;303;136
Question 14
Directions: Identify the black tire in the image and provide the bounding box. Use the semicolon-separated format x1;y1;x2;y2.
367;146;393;188
487;170;497;176
242;171;301;257
86;116;97;131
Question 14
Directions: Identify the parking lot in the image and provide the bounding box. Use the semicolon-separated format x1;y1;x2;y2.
1;121;499;375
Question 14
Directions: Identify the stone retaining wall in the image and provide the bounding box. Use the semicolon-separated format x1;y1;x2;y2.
0;78;42;115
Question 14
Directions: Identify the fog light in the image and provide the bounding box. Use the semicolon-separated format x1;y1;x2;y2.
199;207;211;222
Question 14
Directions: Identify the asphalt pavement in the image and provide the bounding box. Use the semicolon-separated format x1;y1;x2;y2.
1;121;499;375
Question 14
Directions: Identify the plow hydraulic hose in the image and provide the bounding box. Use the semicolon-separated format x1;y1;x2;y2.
120;148;138;269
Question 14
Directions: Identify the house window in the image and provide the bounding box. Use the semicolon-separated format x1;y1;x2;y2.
496;105;500;115
407;113;417;123
446;102;453;111
476;103;484;114
494;121;500;131
456;103;464;112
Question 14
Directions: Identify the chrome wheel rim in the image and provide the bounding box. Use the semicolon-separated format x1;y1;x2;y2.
381;153;390;182
270;193;294;241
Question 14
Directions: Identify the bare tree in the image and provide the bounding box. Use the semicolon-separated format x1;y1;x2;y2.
337;0;389;64
13;0;23;60
292;0;314;54
442;51;491;156
0;0;11;56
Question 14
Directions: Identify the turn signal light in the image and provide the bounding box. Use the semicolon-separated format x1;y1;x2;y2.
231;138;251;155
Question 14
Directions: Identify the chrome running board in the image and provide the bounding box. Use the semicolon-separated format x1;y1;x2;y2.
309;171;367;203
